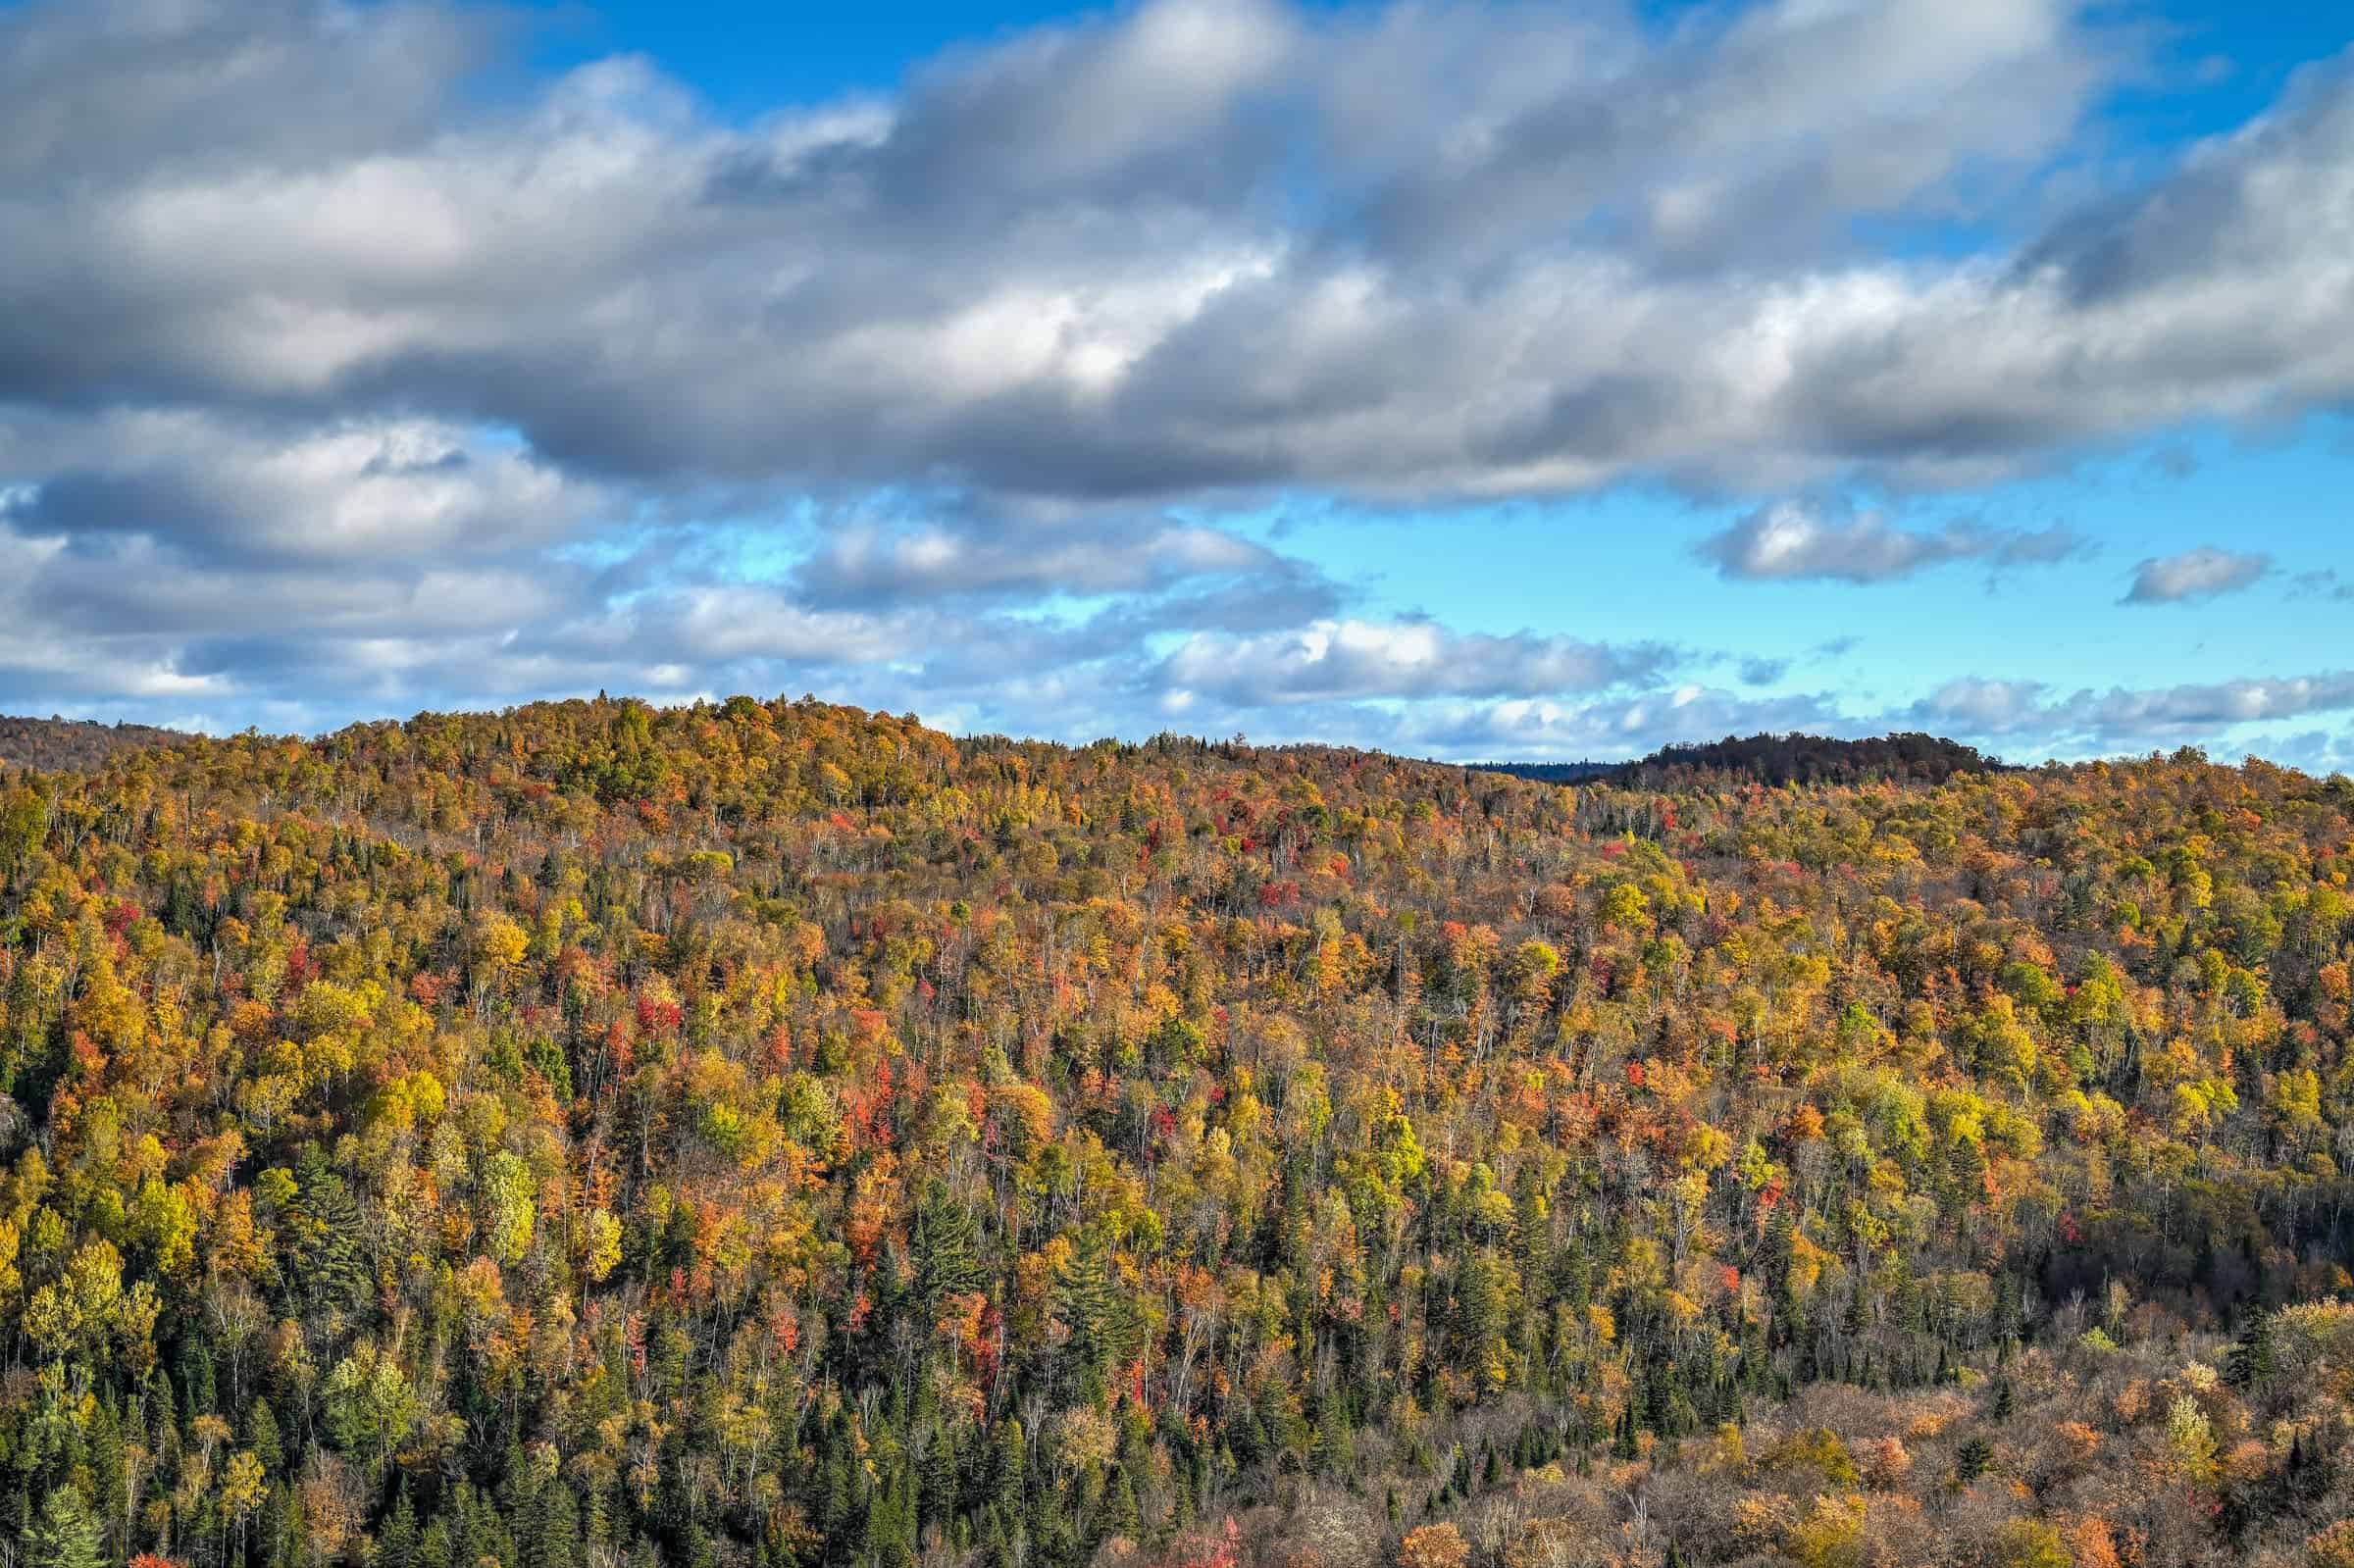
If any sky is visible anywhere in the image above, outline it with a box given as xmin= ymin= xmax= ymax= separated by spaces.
xmin=0 ymin=0 xmax=2350 ymax=770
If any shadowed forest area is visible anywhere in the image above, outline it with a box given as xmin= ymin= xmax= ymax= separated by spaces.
xmin=1472 ymin=733 xmax=2004 ymax=791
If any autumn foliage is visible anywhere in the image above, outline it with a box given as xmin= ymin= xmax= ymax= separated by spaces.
xmin=0 ymin=696 xmax=2348 ymax=1567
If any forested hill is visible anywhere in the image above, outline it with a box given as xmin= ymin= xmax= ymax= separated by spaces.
xmin=0 ymin=713 xmax=187 ymax=774
xmin=2 ymin=695 xmax=2353 ymax=1568
xmin=1456 ymin=759 xmax=1624 ymax=785
xmin=1472 ymin=731 xmax=2005 ymax=791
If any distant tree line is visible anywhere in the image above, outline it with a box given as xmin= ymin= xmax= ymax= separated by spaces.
xmin=1471 ymin=732 xmax=2004 ymax=790
xmin=0 ymin=714 xmax=190 ymax=774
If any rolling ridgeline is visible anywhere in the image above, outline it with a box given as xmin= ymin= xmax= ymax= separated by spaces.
xmin=1 ymin=700 xmax=2353 ymax=1568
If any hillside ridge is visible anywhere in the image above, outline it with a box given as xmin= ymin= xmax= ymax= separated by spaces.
xmin=0 ymin=712 xmax=188 ymax=773
xmin=0 ymin=692 xmax=2351 ymax=1565
xmin=1469 ymin=730 xmax=2007 ymax=790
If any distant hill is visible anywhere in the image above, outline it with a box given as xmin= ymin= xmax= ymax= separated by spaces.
xmin=1459 ymin=758 xmax=1622 ymax=784
xmin=0 ymin=714 xmax=186 ymax=772
xmin=1472 ymin=730 xmax=2003 ymax=789
xmin=0 ymin=694 xmax=2348 ymax=1568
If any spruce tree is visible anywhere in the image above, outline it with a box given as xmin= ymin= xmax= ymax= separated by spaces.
xmin=417 ymin=1513 xmax=458 ymax=1568
xmin=990 ymin=1417 xmax=1028 ymax=1518
xmin=244 ymin=1395 xmax=285 ymax=1474
xmin=2226 ymin=1307 xmax=2277 ymax=1393
xmin=26 ymin=1486 xmax=104 ymax=1568
xmin=1056 ymin=1230 xmax=1136 ymax=1382
xmin=914 ymin=1179 xmax=986 ymax=1312
xmin=381 ymin=1490 xmax=422 ymax=1568
xmin=529 ymin=1480 xmax=581 ymax=1568
xmin=286 ymin=1145 xmax=367 ymax=1311
xmin=865 ymin=1471 xmax=916 ymax=1568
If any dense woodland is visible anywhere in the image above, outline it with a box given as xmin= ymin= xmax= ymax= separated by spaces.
xmin=1458 ymin=764 xmax=1623 ymax=787
xmin=1474 ymin=733 xmax=2002 ymax=791
xmin=1 ymin=696 xmax=2352 ymax=1568
xmin=0 ymin=718 xmax=188 ymax=777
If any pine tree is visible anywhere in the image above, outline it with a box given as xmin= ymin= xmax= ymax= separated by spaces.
xmin=529 ymin=1479 xmax=581 ymax=1568
xmin=417 ymin=1514 xmax=457 ymax=1568
xmin=982 ymin=1515 xmax=1018 ymax=1568
xmin=26 ymin=1486 xmax=104 ymax=1568
xmin=991 ymin=1417 xmax=1028 ymax=1518
xmin=865 ymin=1470 xmax=916 ymax=1568
xmin=381 ymin=1490 xmax=422 ymax=1568
xmin=1105 ymin=1465 xmax=1142 ymax=1542
xmin=265 ymin=1479 xmax=304 ymax=1568
xmin=177 ymin=1333 xmax=218 ymax=1426
xmin=919 ymin=1418 xmax=958 ymax=1537
xmin=1316 ymin=1394 xmax=1354 ymax=1476
xmin=83 ymin=1401 xmax=124 ymax=1561
xmin=285 ymin=1145 xmax=367 ymax=1310
xmin=2226 ymin=1308 xmax=2276 ymax=1393
xmin=583 ymin=1486 xmax=614 ymax=1565
xmin=914 ymin=1179 xmax=986 ymax=1313
xmin=1056 ymin=1230 xmax=1136 ymax=1381
xmin=244 ymin=1396 xmax=285 ymax=1474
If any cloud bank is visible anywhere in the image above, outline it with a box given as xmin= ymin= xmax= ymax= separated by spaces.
xmin=0 ymin=0 xmax=2347 ymax=765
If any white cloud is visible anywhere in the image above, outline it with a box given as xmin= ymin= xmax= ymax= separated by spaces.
xmin=1399 ymin=687 xmax=1845 ymax=760
xmin=0 ymin=413 xmax=602 ymax=565
xmin=9 ymin=0 xmax=2345 ymax=508
xmin=0 ymin=0 xmax=2346 ymax=765
xmin=1697 ymin=500 xmax=2087 ymax=582
xmin=1911 ymin=671 xmax=2354 ymax=746
xmin=2123 ymin=545 xmax=2272 ymax=603
xmin=1155 ymin=619 xmax=1674 ymax=705
xmin=1912 ymin=677 xmax=2049 ymax=733
xmin=797 ymin=517 xmax=1287 ymax=605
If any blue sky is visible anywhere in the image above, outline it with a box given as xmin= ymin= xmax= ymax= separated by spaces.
xmin=526 ymin=1 xmax=2345 ymax=127
xmin=0 ymin=0 xmax=2349 ymax=769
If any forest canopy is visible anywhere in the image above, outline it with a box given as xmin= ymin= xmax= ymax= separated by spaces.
xmin=1471 ymin=732 xmax=2004 ymax=790
xmin=0 ymin=715 xmax=188 ymax=775
xmin=0 ymin=696 xmax=2350 ymax=1568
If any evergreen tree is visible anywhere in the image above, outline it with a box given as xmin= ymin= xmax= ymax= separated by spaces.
xmin=381 ymin=1490 xmax=422 ymax=1568
xmin=913 ymin=1179 xmax=987 ymax=1312
xmin=864 ymin=1471 xmax=916 ymax=1568
xmin=26 ymin=1486 xmax=104 ymax=1568
xmin=244 ymin=1396 xmax=285 ymax=1474
xmin=83 ymin=1401 xmax=124 ymax=1561
xmin=285 ymin=1145 xmax=367 ymax=1311
xmin=529 ymin=1479 xmax=582 ymax=1568
xmin=991 ymin=1417 xmax=1028 ymax=1519
xmin=418 ymin=1512 xmax=456 ymax=1568
xmin=1105 ymin=1465 xmax=1142 ymax=1542
xmin=1056 ymin=1230 xmax=1137 ymax=1382
xmin=2226 ymin=1307 xmax=2277 ymax=1393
